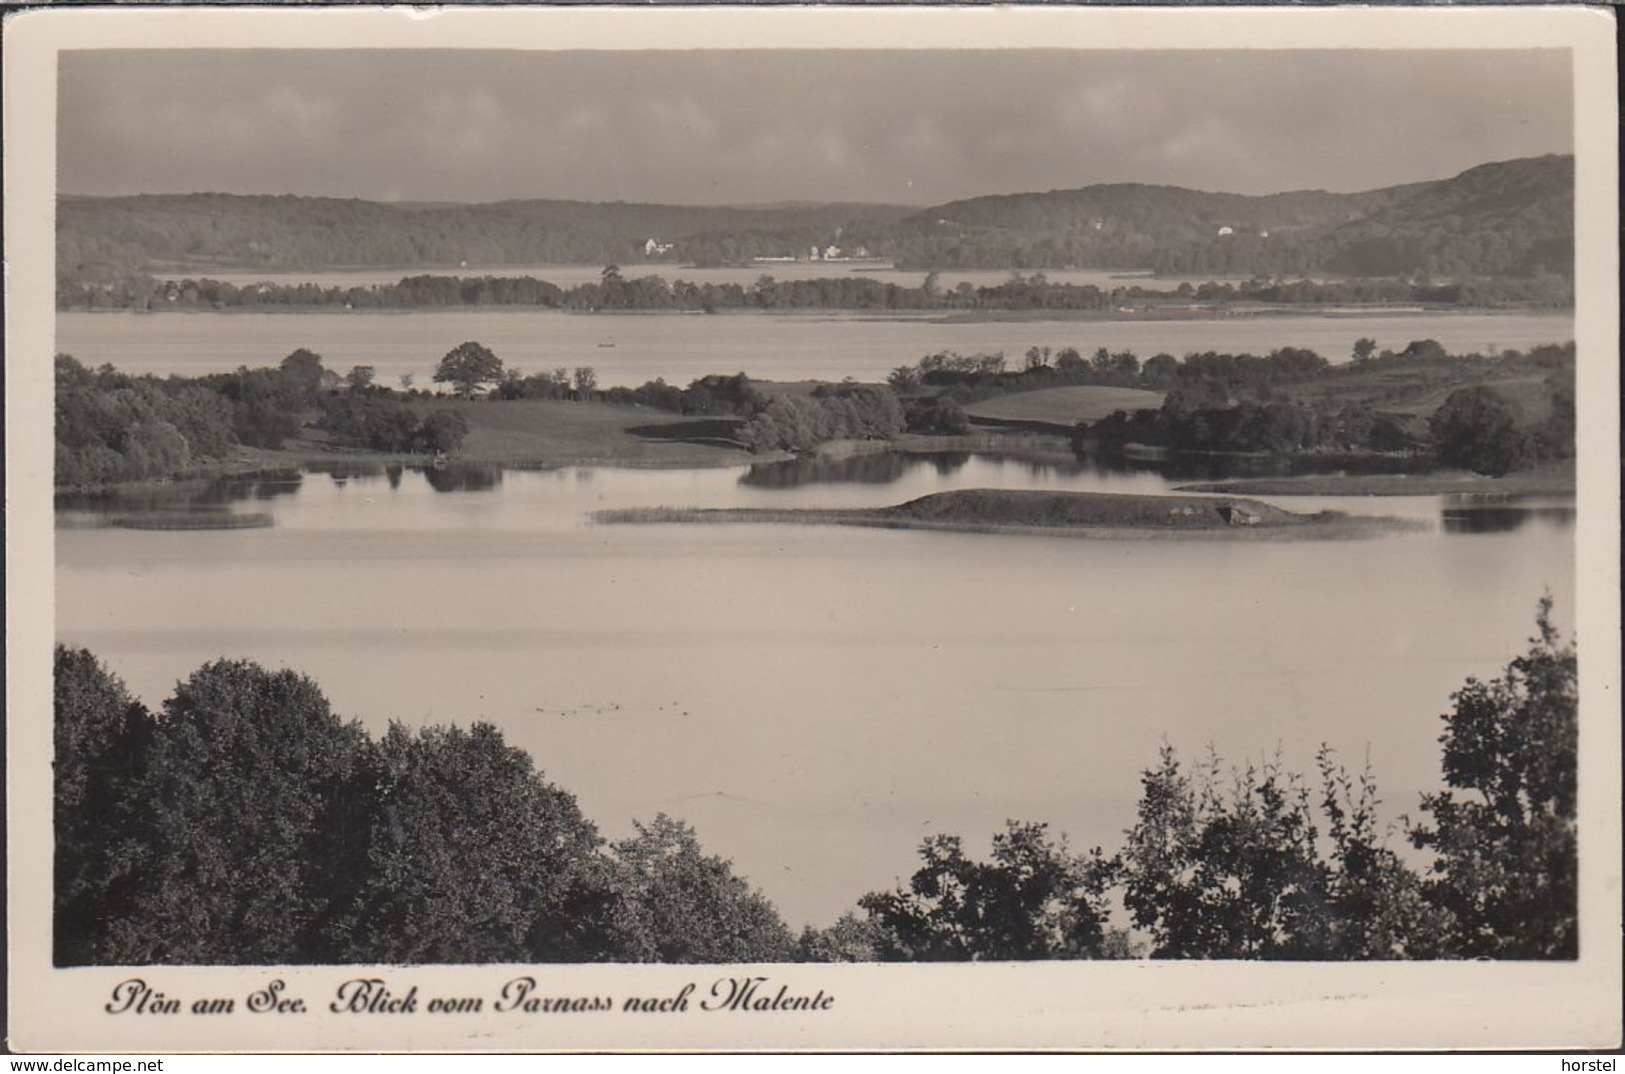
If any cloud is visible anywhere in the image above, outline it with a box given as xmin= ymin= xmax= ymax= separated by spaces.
xmin=58 ymin=49 xmax=1573 ymax=204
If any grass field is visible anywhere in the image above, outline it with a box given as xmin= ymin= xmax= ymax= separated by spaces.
xmin=406 ymin=398 xmax=753 ymax=467
xmin=964 ymin=385 xmax=1165 ymax=428
xmin=1279 ymin=361 xmax=1556 ymax=423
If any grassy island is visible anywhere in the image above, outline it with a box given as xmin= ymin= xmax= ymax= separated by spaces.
xmin=595 ymin=488 xmax=1420 ymax=540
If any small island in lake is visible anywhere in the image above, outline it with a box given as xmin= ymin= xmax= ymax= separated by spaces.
xmin=595 ymin=488 xmax=1420 ymax=540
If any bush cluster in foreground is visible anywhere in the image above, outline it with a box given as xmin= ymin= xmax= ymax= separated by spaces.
xmin=55 ymin=602 xmax=1575 ymax=964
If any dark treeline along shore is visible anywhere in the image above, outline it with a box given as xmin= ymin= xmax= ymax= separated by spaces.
xmin=64 ymin=266 xmax=1570 ymax=316
xmin=55 ymin=598 xmax=1576 ymax=964
xmin=55 ymin=333 xmax=1575 ymax=510
xmin=58 ymin=154 xmax=1572 ymax=310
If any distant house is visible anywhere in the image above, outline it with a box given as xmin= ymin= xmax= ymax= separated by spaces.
xmin=1216 ymin=504 xmax=1259 ymax=526
xmin=823 ymin=245 xmax=843 ymax=260
xmin=644 ymin=238 xmax=674 ymax=257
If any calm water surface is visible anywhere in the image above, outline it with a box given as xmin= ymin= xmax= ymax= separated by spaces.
xmin=55 ymin=458 xmax=1575 ymax=928
xmin=56 ymin=309 xmax=1574 ymax=389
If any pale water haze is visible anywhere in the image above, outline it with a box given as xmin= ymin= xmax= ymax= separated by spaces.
xmin=55 ymin=310 xmax=1575 ymax=389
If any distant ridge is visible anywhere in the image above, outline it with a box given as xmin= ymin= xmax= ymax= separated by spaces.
xmin=881 ymin=155 xmax=1572 ymax=278
xmin=56 ymin=155 xmax=1571 ymax=284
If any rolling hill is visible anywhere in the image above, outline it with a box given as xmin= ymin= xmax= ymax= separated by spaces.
xmin=56 ymin=155 xmax=1572 ymax=286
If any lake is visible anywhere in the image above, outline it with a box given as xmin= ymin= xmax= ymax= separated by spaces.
xmin=56 ymin=309 xmax=1575 ymax=390
xmin=55 ymin=455 xmax=1576 ymax=929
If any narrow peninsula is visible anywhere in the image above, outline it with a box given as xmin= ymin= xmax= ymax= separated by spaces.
xmin=595 ymin=488 xmax=1420 ymax=540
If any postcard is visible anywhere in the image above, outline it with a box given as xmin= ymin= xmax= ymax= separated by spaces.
xmin=6 ymin=4 xmax=1619 ymax=1053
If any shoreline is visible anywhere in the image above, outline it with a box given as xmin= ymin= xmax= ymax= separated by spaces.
xmin=55 ymin=430 xmax=1575 ymax=501
xmin=1175 ymin=464 xmax=1576 ymax=497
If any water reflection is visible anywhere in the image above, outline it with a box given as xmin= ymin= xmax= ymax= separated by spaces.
xmin=55 ymin=469 xmax=304 ymax=512
xmin=1086 ymin=448 xmax=1423 ymax=483
xmin=308 ymin=462 xmax=389 ymax=487
xmin=423 ymin=465 xmax=504 ymax=493
xmin=742 ymin=452 xmax=959 ymax=489
xmin=741 ymin=446 xmax=1434 ymax=491
xmin=1440 ymin=494 xmax=1577 ymax=534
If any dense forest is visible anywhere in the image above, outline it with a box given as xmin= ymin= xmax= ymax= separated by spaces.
xmin=55 ymin=598 xmax=1578 ymax=963
xmin=57 ymin=155 xmax=1572 ymax=301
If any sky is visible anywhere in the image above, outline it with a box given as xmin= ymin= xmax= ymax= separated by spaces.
xmin=58 ymin=49 xmax=1573 ymax=206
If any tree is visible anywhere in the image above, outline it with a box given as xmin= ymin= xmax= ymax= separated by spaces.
xmin=858 ymin=822 xmax=1117 ymax=961
xmin=607 ymin=814 xmax=796 ymax=963
xmin=344 ymin=723 xmax=608 ymax=963
xmin=1352 ymin=337 xmax=1378 ymax=364
xmin=416 ymin=409 xmax=470 ymax=455
xmin=1120 ymin=747 xmax=1341 ymax=960
xmin=345 ymin=365 xmax=376 ymax=392
xmin=279 ymin=348 xmax=328 ymax=405
xmin=797 ymin=912 xmax=887 ymax=962
xmin=1536 ymin=367 xmax=1576 ymax=461
xmin=572 ymin=366 xmax=598 ymax=398
xmin=53 ymin=647 xmax=153 ymax=965
xmin=1430 ymin=386 xmax=1533 ymax=476
xmin=1398 ymin=339 xmax=1449 ymax=363
xmin=1055 ymin=348 xmax=1088 ymax=378
xmin=216 ymin=366 xmax=303 ymax=450
xmin=887 ymin=365 xmax=921 ymax=392
xmin=1315 ymin=748 xmax=1451 ymax=959
xmin=433 ymin=341 xmax=505 ymax=398
xmin=110 ymin=660 xmax=379 ymax=964
xmin=1410 ymin=599 xmax=1578 ymax=958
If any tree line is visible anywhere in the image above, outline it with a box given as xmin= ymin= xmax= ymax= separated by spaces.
xmin=61 ymin=268 xmax=1571 ymax=315
xmin=54 ymin=349 xmax=481 ymax=489
xmin=883 ymin=340 xmax=1575 ymax=477
xmin=55 ymin=335 xmax=1576 ymax=491
xmin=56 ymin=599 xmax=1577 ymax=964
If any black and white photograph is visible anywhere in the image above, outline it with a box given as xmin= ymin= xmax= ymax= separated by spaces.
xmin=6 ymin=4 xmax=1620 ymax=1054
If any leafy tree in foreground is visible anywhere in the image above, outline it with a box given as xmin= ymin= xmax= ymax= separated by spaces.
xmin=1410 ymin=598 xmax=1578 ymax=958
xmin=112 ymin=660 xmax=380 ymax=964
xmin=345 ymin=722 xmax=608 ymax=964
xmin=1119 ymin=745 xmax=1447 ymax=960
xmin=858 ymin=821 xmax=1118 ymax=961
xmin=53 ymin=647 xmax=153 ymax=966
xmin=608 ymin=814 xmax=797 ymax=963
xmin=433 ymin=340 xmax=505 ymax=398
xmin=1120 ymin=749 xmax=1331 ymax=959
xmin=797 ymin=911 xmax=888 ymax=963
xmin=1315 ymin=749 xmax=1452 ymax=959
